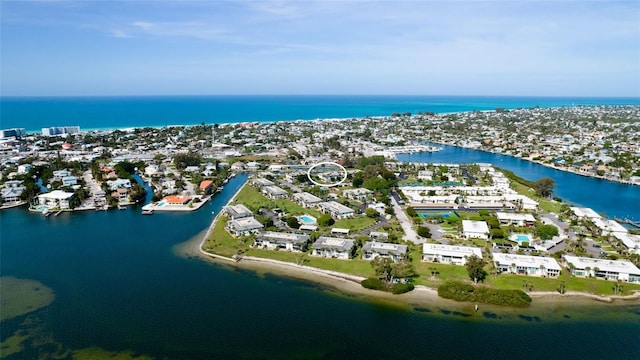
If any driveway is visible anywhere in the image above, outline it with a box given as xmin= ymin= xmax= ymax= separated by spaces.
xmin=390 ymin=196 xmax=421 ymax=244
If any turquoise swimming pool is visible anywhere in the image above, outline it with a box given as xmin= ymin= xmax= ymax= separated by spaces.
xmin=299 ymin=215 xmax=317 ymax=224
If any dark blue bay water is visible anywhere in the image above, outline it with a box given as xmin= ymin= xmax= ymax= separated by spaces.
xmin=398 ymin=144 xmax=640 ymax=220
xmin=2 ymin=174 xmax=640 ymax=359
xmin=2 ymin=95 xmax=639 ymax=132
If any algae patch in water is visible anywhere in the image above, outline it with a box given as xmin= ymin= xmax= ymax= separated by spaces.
xmin=73 ymin=347 xmax=154 ymax=360
xmin=0 ymin=277 xmax=55 ymax=322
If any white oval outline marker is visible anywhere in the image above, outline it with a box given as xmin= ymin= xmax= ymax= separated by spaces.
xmin=307 ymin=161 xmax=348 ymax=187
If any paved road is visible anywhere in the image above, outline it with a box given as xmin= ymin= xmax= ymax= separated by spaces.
xmin=390 ymin=196 xmax=421 ymax=244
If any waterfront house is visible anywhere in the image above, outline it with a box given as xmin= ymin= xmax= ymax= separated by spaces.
xmin=261 ymin=185 xmax=289 ymax=200
xmin=318 ymin=201 xmax=355 ymax=219
xmin=163 ymin=195 xmax=191 ymax=205
xmin=362 ymin=241 xmax=407 ymax=262
xmin=199 ymin=180 xmax=214 ymax=194
xmin=224 ymin=204 xmax=253 ymax=220
xmin=112 ymin=188 xmax=129 ymax=203
xmin=492 ymin=253 xmax=561 ymax=278
xmin=255 ymin=231 xmax=310 ymax=252
xmin=611 ymin=232 xmax=640 ymax=255
xmin=230 ymin=161 xmax=245 ymax=171
xmin=1 ymin=180 xmax=25 ymax=203
xmin=37 ymin=190 xmax=74 ymax=210
xmin=422 ymin=243 xmax=483 ymax=265
xmin=311 ymin=236 xmax=355 ymax=259
xmin=562 ymin=255 xmax=640 ymax=283
xmin=461 ymin=220 xmax=490 ymax=240
xmin=227 ymin=217 xmax=264 ymax=236
xmin=108 ymin=178 xmax=132 ymax=191
xmin=292 ymin=192 xmax=323 ymax=208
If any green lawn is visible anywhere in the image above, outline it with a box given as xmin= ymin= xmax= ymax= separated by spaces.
xmin=334 ymin=216 xmax=377 ymax=232
xmin=245 ymin=248 xmax=376 ymax=278
xmin=202 ymin=217 xmax=250 ymax=257
xmin=232 ymin=184 xmax=322 ymax=217
xmin=510 ymin=181 xmax=563 ymax=213
xmin=486 ymin=271 xmax=640 ymax=296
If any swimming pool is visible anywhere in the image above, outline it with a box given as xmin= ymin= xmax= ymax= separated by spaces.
xmin=513 ymin=234 xmax=532 ymax=244
xmin=298 ymin=215 xmax=317 ymax=224
xmin=156 ymin=201 xmax=167 ymax=208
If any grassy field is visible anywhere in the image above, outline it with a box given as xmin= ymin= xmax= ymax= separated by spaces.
xmin=509 ymin=181 xmax=563 ymax=213
xmin=334 ymin=216 xmax=378 ymax=232
xmin=232 ymin=184 xmax=322 ymax=217
xmin=202 ymin=217 xmax=250 ymax=257
xmin=246 ymin=248 xmax=376 ymax=278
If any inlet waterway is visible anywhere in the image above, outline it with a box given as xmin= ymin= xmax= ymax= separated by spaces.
xmin=2 ymin=171 xmax=640 ymax=359
xmin=398 ymin=144 xmax=640 ymax=221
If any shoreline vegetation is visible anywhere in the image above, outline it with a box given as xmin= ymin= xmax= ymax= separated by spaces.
xmin=186 ymin=183 xmax=640 ymax=313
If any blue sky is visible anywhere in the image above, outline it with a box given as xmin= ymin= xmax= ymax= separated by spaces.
xmin=1 ymin=0 xmax=639 ymax=96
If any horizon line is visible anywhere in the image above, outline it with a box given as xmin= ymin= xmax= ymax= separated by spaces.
xmin=2 ymin=94 xmax=640 ymax=99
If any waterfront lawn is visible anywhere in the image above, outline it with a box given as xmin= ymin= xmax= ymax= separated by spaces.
xmin=412 ymin=261 xmax=469 ymax=287
xmin=486 ymin=272 xmax=640 ymax=296
xmin=509 ymin=181 xmax=563 ymax=213
xmin=203 ymin=217 xmax=248 ymax=257
xmin=245 ymin=248 xmax=376 ymax=278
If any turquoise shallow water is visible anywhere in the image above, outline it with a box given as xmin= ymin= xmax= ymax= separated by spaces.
xmin=1 ymin=174 xmax=640 ymax=359
xmin=2 ymin=95 xmax=639 ymax=132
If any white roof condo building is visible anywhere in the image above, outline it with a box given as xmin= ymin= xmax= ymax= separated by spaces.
xmin=255 ymin=231 xmax=310 ymax=252
xmin=462 ymin=220 xmax=490 ymax=240
xmin=562 ymin=255 xmax=640 ymax=283
xmin=496 ymin=212 xmax=536 ymax=226
xmin=492 ymin=253 xmax=561 ymax=278
xmin=226 ymin=217 xmax=263 ymax=236
xmin=570 ymin=207 xmax=602 ymax=219
xmin=318 ymin=201 xmax=355 ymax=219
xmin=362 ymin=241 xmax=408 ymax=262
xmin=311 ymin=236 xmax=355 ymax=260
xmin=422 ymin=244 xmax=482 ymax=266
xmin=292 ymin=192 xmax=322 ymax=208
xmin=224 ymin=204 xmax=254 ymax=220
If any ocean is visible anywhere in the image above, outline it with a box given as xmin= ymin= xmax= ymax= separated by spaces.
xmin=2 ymin=95 xmax=640 ymax=132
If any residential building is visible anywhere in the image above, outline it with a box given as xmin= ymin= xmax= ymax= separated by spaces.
xmin=292 ymin=192 xmax=322 ymax=208
xmin=62 ymin=176 xmax=79 ymax=187
xmin=562 ymin=255 xmax=640 ymax=283
xmin=1 ymin=180 xmax=25 ymax=203
xmin=261 ymin=185 xmax=288 ymax=199
xmin=255 ymin=231 xmax=310 ymax=252
xmin=224 ymin=204 xmax=253 ymax=220
xmin=496 ymin=212 xmax=536 ymax=227
xmin=42 ymin=126 xmax=80 ymax=136
xmin=251 ymin=177 xmax=274 ymax=188
xmin=422 ymin=244 xmax=483 ymax=265
xmin=311 ymin=236 xmax=355 ymax=259
xmin=462 ymin=220 xmax=490 ymax=240
xmin=318 ymin=201 xmax=355 ymax=219
xmin=342 ymin=188 xmax=373 ymax=201
xmin=227 ymin=217 xmax=264 ymax=236
xmin=492 ymin=253 xmax=561 ymax=278
xmin=37 ymin=190 xmax=74 ymax=210
xmin=369 ymin=231 xmax=389 ymax=241
xmin=362 ymin=241 xmax=407 ymax=262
